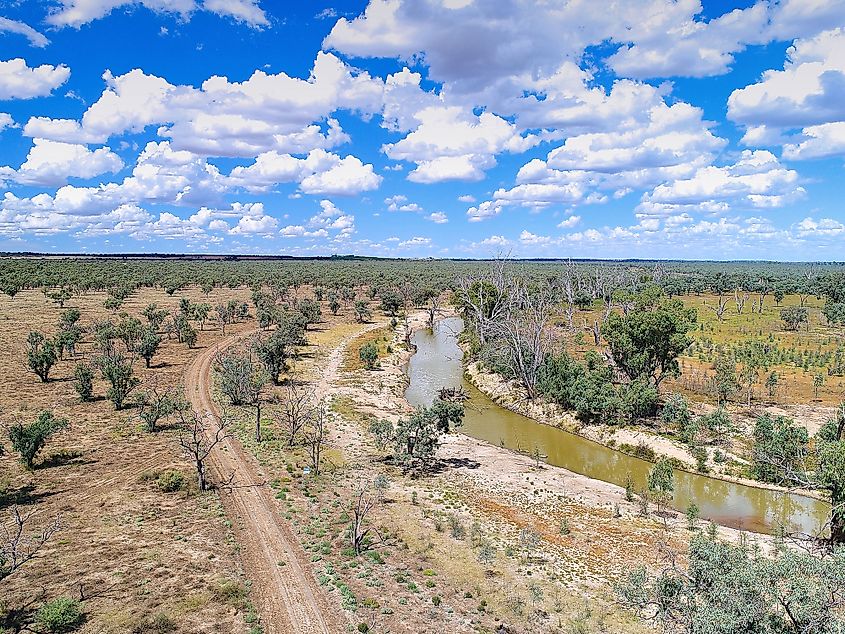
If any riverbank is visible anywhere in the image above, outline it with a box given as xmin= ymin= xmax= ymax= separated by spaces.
xmin=462 ymin=341 xmax=826 ymax=505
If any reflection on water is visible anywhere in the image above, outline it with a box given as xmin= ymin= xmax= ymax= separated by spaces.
xmin=405 ymin=317 xmax=830 ymax=535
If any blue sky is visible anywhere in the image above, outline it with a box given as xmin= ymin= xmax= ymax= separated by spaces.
xmin=0 ymin=0 xmax=844 ymax=259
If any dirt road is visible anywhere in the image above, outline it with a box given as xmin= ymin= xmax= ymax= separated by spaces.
xmin=184 ymin=331 xmax=344 ymax=634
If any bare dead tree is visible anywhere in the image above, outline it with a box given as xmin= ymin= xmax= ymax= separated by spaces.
xmin=303 ymin=400 xmax=327 ymax=474
xmin=585 ymin=318 xmax=601 ymax=346
xmin=734 ymin=289 xmax=749 ymax=315
xmin=708 ymin=295 xmax=729 ymax=322
xmin=279 ymin=384 xmax=316 ymax=446
xmin=485 ymin=273 xmax=556 ymax=400
xmin=1 ymin=505 xmax=61 ymax=583
xmin=458 ymin=258 xmax=555 ymax=399
xmin=178 ymin=409 xmax=229 ymax=491
xmin=559 ymin=259 xmax=579 ymax=331
xmin=426 ymin=293 xmax=441 ymax=329
xmin=593 ymin=265 xmax=629 ymax=321
xmin=350 ymin=482 xmax=383 ymax=555
xmin=454 ymin=257 xmax=510 ymax=345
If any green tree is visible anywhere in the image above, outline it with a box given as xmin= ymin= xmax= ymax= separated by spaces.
xmin=297 ymin=298 xmax=321 ymax=328
xmin=617 ymin=533 xmax=845 ymax=633
xmin=735 ymin=341 xmax=769 ymax=406
xmin=193 ymin=303 xmax=211 ymax=330
xmin=141 ymin=303 xmax=168 ymax=330
xmin=137 ymin=326 xmax=161 ymax=368
xmin=137 ymin=383 xmax=183 ymax=432
xmin=9 ymin=410 xmax=69 ymax=468
xmin=815 ymin=405 xmax=845 ymax=543
xmin=379 ymin=290 xmax=402 ymax=316
xmin=73 ymin=363 xmax=94 ymax=402
xmin=647 ymin=457 xmax=674 ymax=518
xmin=359 ymin=341 xmax=379 ymax=369
xmin=780 ymin=306 xmax=809 ymax=331
xmin=55 ymin=308 xmax=83 ymax=359
xmin=26 ymin=331 xmax=59 ymax=382
xmin=765 ymin=371 xmax=780 ymax=399
xmin=712 ymin=355 xmax=740 ymax=405
xmin=98 ymin=352 xmax=140 ymax=410
xmin=813 ymin=373 xmax=825 ymax=399
xmin=604 ymin=295 xmax=696 ymax=390
xmin=254 ymin=329 xmax=290 ymax=384
xmin=393 ymin=400 xmax=464 ymax=473
xmin=751 ymin=414 xmax=808 ymax=485
xmin=354 ymin=300 xmax=372 ymax=323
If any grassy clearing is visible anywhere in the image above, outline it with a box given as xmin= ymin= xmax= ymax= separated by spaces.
xmin=554 ymin=293 xmax=845 ymax=406
xmin=342 ymin=325 xmax=394 ymax=372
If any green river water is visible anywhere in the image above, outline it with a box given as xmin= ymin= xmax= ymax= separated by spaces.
xmin=404 ymin=317 xmax=830 ymax=535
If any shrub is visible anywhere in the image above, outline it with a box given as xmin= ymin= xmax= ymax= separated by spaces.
xmin=619 ymin=379 xmax=659 ymax=423
xmin=36 ymin=597 xmax=84 ymax=632
xmin=9 ymin=410 xmax=69 ymax=468
xmin=359 ymin=341 xmax=379 ymax=370
xmin=619 ymin=441 xmax=657 ymax=462
xmin=131 ymin=613 xmax=176 ymax=634
xmin=156 ymin=470 xmax=186 ymax=493
xmin=73 ymin=363 xmax=94 ymax=402
xmin=661 ymin=393 xmax=691 ymax=429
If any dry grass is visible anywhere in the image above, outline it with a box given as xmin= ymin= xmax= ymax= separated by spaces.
xmin=341 ymin=324 xmax=394 ymax=372
xmin=0 ymin=287 xmax=255 ymax=633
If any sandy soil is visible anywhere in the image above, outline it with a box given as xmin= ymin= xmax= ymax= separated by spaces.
xmin=185 ymin=330 xmax=347 ymax=634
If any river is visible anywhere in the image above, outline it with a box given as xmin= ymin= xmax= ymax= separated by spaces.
xmin=405 ymin=316 xmax=830 ymax=535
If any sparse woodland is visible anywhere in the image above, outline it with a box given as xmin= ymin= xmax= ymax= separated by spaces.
xmin=1 ymin=256 xmax=844 ymax=633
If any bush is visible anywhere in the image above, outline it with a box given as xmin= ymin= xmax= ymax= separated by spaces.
xmin=359 ymin=341 xmax=379 ymax=370
xmin=73 ymin=363 xmax=94 ymax=401
xmin=131 ymin=613 xmax=176 ymax=634
xmin=156 ymin=470 xmax=186 ymax=493
xmin=36 ymin=597 xmax=84 ymax=632
xmin=661 ymin=393 xmax=691 ymax=429
xmin=620 ymin=441 xmax=656 ymax=462
xmin=619 ymin=379 xmax=659 ymax=423
xmin=9 ymin=410 xmax=69 ymax=468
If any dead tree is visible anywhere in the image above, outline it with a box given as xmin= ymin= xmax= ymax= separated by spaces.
xmin=559 ymin=259 xmax=579 ymax=331
xmin=350 ymin=482 xmax=382 ymax=555
xmin=708 ymin=295 xmax=729 ymax=322
xmin=734 ymin=289 xmax=748 ymax=315
xmin=279 ymin=384 xmax=316 ymax=446
xmin=178 ymin=409 xmax=229 ymax=491
xmin=454 ymin=258 xmax=510 ymax=345
xmin=426 ymin=294 xmax=441 ymax=329
xmin=303 ymin=400 xmax=327 ymax=474
xmin=1 ymin=505 xmax=61 ymax=582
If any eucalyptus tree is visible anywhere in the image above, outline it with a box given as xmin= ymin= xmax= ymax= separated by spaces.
xmin=8 ymin=410 xmax=68 ymax=468
xmin=617 ymin=533 xmax=845 ymax=633
xmin=98 ymin=351 xmax=140 ymax=410
xmin=25 ymin=331 xmax=58 ymax=382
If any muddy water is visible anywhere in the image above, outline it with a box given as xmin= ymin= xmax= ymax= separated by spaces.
xmin=405 ymin=317 xmax=830 ymax=535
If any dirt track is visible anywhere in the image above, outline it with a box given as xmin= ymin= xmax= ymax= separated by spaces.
xmin=184 ymin=331 xmax=345 ymax=634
